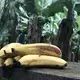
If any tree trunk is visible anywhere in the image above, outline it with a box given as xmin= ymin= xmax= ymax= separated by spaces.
xmin=7 ymin=0 xmax=18 ymax=42
xmin=56 ymin=8 xmax=74 ymax=61
xmin=27 ymin=15 xmax=42 ymax=43
xmin=23 ymin=0 xmax=43 ymax=43
xmin=0 ymin=0 xmax=18 ymax=43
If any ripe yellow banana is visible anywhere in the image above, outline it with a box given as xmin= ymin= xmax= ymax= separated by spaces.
xmin=0 ymin=43 xmax=23 ymax=58
xmin=14 ymin=43 xmax=62 ymax=57
xmin=4 ymin=58 xmax=14 ymax=66
xmin=14 ymin=56 xmax=21 ymax=61
xmin=19 ymin=55 xmax=67 ymax=68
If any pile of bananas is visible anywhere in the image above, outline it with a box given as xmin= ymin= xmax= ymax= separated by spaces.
xmin=0 ymin=43 xmax=67 ymax=68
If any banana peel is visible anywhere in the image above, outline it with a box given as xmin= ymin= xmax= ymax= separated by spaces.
xmin=0 ymin=43 xmax=67 ymax=69
xmin=19 ymin=55 xmax=67 ymax=68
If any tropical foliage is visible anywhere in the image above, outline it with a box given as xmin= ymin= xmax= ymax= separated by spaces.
xmin=0 ymin=0 xmax=80 ymax=61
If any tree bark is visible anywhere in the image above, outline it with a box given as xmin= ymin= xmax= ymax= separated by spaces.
xmin=24 ymin=0 xmax=44 ymax=43
xmin=0 ymin=0 xmax=18 ymax=43
xmin=27 ymin=15 xmax=43 ymax=43
xmin=56 ymin=8 xmax=74 ymax=61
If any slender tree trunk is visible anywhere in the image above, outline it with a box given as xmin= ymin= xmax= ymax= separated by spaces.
xmin=24 ymin=0 xmax=43 ymax=43
xmin=8 ymin=0 xmax=18 ymax=42
xmin=27 ymin=15 xmax=42 ymax=43
xmin=56 ymin=8 xmax=74 ymax=61
xmin=0 ymin=0 xmax=18 ymax=43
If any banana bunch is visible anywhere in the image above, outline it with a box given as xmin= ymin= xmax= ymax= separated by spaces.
xmin=0 ymin=43 xmax=23 ymax=58
xmin=0 ymin=43 xmax=67 ymax=68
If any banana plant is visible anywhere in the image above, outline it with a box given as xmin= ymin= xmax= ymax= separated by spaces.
xmin=35 ymin=0 xmax=53 ymax=14
xmin=16 ymin=0 xmax=80 ymax=35
xmin=16 ymin=5 xmax=29 ymax=30
xmin=42 ymin=0 xmax=80 ymax=16
xmin=42 ymin=12 xmax=66 ymax=38
xmin=71 ymin=15 xmax=80 ymax=55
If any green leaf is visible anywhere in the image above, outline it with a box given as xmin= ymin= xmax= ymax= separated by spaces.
xmin=42 ymin=0 xmax=80 ymax=17
xmin=77 ymin=16 xmax=80 ymax=32
xmin=35 ymin=0 xmax=53 ymax=14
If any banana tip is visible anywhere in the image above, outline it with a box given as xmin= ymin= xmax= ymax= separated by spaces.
xmin=64 ymin=63 xmax=67 ymax=67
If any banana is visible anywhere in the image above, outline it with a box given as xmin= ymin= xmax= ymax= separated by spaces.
xmin=14 ymin=43 xmax=62 ymax=57
xmin=0 ymin=43 xmax=23 ymax=58
xmin=4 ymin=58 xmax=14 ymax=67
xmin=19 ymin=55 xmax=67 ymax=68
xmin=14 ymin=56 xmax=21 ymax=61
xmin=0 ymin=58 xmax=4 ymax=67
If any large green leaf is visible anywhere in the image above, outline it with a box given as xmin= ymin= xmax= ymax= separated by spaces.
xmin=35 ymin=0 xmax=53 ymax=13
xmin=42 ymin=0 xmax=80 ymax=17
xmin=23 ymin=0 xmax=37 ymax=14
xmin=77 ymin=16 xmax=80 ymax=32
xmin=75 ymin=2 xmax=80 ymax=15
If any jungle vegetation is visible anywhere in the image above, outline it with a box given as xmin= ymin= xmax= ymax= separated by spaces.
xmin=0 ymin=0 xmax=80 ymax=61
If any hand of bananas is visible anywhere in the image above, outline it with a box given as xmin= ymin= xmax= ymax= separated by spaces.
xmin=0 ymin=43 xmax=67 ymax=69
